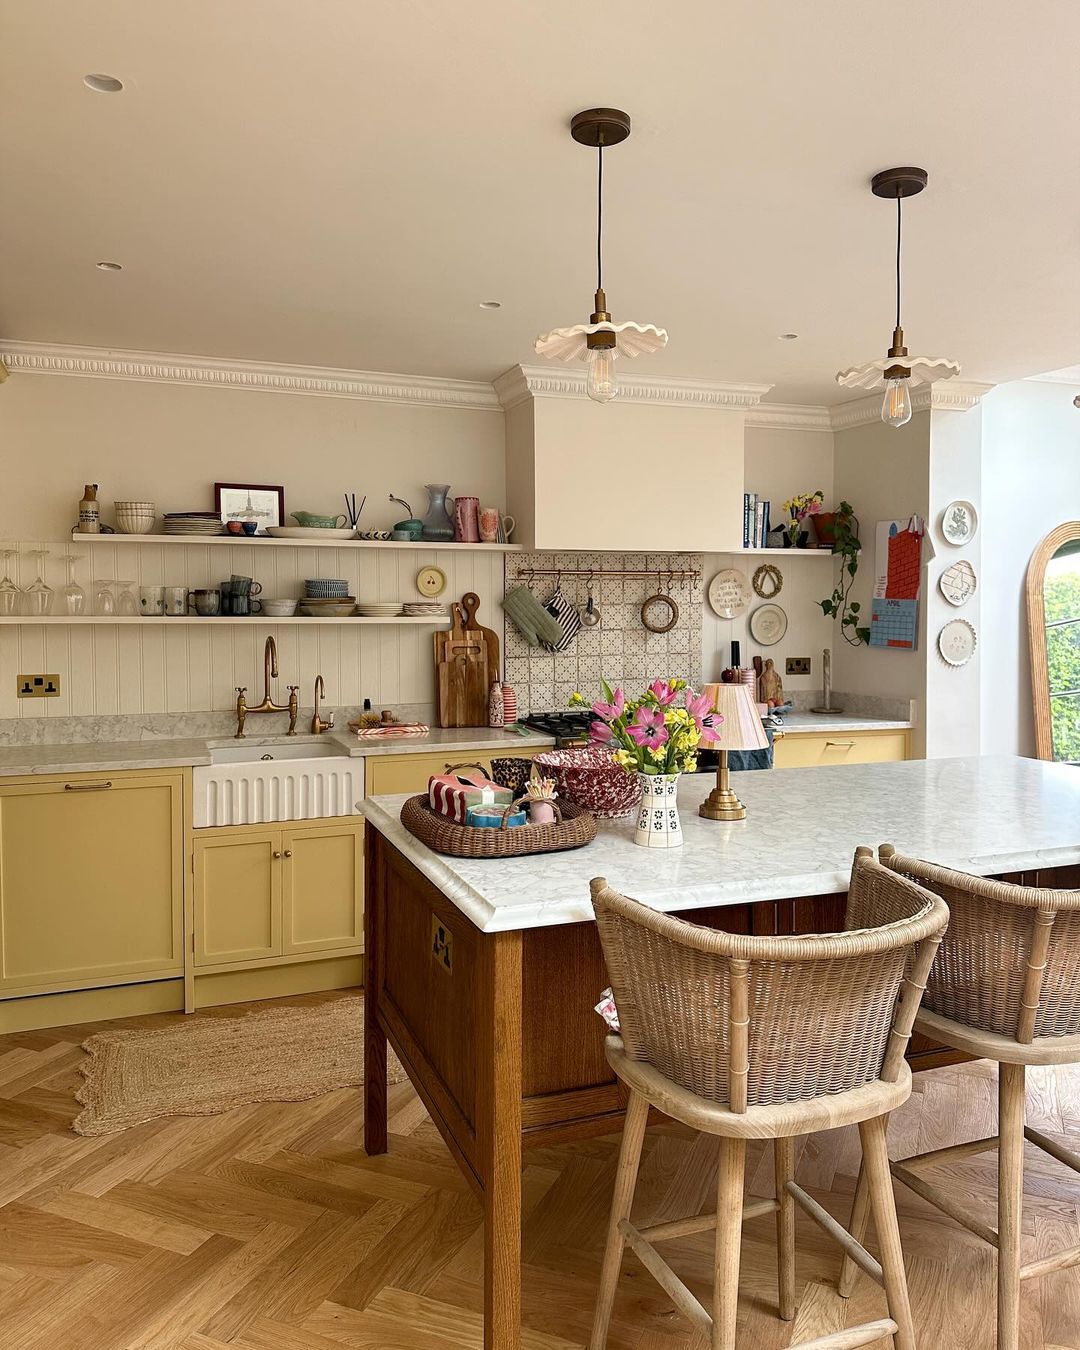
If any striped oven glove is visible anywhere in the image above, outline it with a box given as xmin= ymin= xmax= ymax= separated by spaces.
xmin=543 ymin=587 xmax=582 ymax=652
xmin=502 ymin=585 xmax=563 ymax=648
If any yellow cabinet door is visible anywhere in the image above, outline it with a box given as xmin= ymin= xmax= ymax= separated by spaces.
xmin=193 ymin=830 xmax=281 ymax=966
xmin=365 ymin=747 xmax=538 ymax=797
xmin=0 ymin=772 xmax=184 ymax=994
xmin=281 ymin=821 xmax=363 ymax=955
xmin=772 ymin=730 xmax=910 ymax=769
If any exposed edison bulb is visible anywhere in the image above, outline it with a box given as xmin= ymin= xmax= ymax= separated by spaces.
xmin=881 ymin=377 xmax=912 ymax=427
xmin=585 ymin=346 xmax=618 ymax=403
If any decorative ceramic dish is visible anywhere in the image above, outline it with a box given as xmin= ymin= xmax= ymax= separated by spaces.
xmin=749 ymin=602 xmax=788 ymax=646
xmin=939 ymin=559 xmax=977 ymax=607
xmin=941 ymin=500 xmax=978 ymax=546
xmin=265 ymin=526 xmax=356 ymax=540
xmin=938 ymin=617 xmax=977 ymax=666
xmin=358 ymin=529 xmax=393 ymax=541
xmin=707 ymin=568 xmax=751 ymax=619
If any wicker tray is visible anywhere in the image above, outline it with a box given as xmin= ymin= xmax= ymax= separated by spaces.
xmin=400 ymin=794 xmax=597 ymax=858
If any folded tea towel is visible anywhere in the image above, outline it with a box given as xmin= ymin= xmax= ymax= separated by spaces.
xmin=542 ymin=587 xmax=582 ymax=652
xmin=502 ymin=585 xmax=563 ymax=648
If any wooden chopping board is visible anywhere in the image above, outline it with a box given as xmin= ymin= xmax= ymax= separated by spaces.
xmin=461 ymin=592 xmax=500 ymax=680
xmin=435 ymin=602 xmax=489 ymax=727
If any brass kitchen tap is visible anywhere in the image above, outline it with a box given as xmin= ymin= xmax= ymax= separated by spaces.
xmin=235 ymin=636 xmax=299 ymax=738
xmin=310 ymin=674 xmax=334 ymax=734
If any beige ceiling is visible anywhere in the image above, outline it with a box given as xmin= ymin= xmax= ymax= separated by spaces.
xmin=2 ymin=1 xmax=1079 ymax=404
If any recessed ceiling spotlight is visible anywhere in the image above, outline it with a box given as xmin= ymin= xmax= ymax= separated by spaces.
xmin=84 ymin=73 xmax=124 ymax=93
xmin=96 ymin=261 xmax=123 ymax=271
xmin=479 ymin=301 xmax=502 ymax=310
xmin=779 ymin=333 xmax=799 ymax=341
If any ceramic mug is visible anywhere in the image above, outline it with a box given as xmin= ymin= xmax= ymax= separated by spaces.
xmin=164 ymin=586 xmax=188 ymax=616
xmin=138 ymin=585 xmax=164 ymax=616
xmin=190 ymin=588 xmax=221 ymax=617
xmin=479 ymin=506 xmax=500 ymax=543
xmin=502 ymin=514 xmax=516 ymax=542
xmin=453 ymin=495 xmax=480 ymax=543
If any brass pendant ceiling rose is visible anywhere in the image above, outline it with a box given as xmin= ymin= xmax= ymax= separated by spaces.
xmin=570 ymin=108 xmax=632 ymax=148
xmin=871 ymin=167 xmax=928 ymax=199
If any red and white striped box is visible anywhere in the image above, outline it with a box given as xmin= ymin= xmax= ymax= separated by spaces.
xmin=428 ymin=769 xmax=513 ymax=824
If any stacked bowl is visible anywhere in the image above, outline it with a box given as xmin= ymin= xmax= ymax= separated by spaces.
xmin=532 ymin=746 xmax=642 ymax=818
xmin=114 ymin=501 xmax=156 ymax=534
xmin=305 ymin=579 xmax=349 ymax=599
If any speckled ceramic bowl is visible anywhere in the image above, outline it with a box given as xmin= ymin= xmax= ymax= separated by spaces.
xmin=533 ymin=745 xmax=642 ymax=818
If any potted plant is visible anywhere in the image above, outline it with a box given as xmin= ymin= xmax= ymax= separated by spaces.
xmin=819 ymin=501 xmax=869 ymax=645
xmin=781 ymin=489 xmax=825 ymax=546
xmin=570 ymin=679 xmax=723 ymax=848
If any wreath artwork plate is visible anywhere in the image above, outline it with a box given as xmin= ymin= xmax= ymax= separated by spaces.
xmin=752 ymin=563 xmax=783 ymax=599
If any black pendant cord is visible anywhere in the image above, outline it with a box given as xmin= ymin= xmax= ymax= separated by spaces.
xmin=596 ymin=143 xmax=604 ymax=293
xmin=895 ymin=189 xmax=902 ymax=331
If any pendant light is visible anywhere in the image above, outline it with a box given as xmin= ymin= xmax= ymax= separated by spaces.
xmin=535 ymin=108 xmax=667 ymax=403
xmin=836 ymin=167 xmax=959 ymax=427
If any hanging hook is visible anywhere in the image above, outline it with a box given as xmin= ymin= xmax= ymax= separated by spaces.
xmin=667 ymin=570 xmax=674 ymax=594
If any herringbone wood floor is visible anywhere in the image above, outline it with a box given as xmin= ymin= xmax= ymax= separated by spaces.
xmin=2 ymin=992 xmax=1080 ymax=1348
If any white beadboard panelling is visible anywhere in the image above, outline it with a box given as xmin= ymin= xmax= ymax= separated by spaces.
xmin=0 ymin=543 xmax=505 ymax=718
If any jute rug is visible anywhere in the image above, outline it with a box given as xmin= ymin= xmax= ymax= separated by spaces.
xmin=74 ymin=996 xmax=407 ymax=1136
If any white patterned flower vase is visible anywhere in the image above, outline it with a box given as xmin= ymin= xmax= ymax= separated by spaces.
xmin=634 ymin=773 xmax=683 ymax=849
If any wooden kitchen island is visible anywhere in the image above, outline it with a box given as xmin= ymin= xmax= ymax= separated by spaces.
xmin=359 ymin=755 xmax=1080 ymax=1350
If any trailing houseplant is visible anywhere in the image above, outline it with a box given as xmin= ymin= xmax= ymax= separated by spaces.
xmin=819 ymin=501 xmax=869 ymax=645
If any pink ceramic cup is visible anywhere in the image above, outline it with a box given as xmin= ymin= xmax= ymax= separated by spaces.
xmin=479 ymin=506 xmax=500 ymax=542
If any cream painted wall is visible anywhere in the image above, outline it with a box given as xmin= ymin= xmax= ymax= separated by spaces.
xmin=832 ymin=413 xmax=930 ymax=753
xmin=743 ymin=425 xmax=835 ymax=526
xmin=518 ymin=398 xmax=746 ymax=552
xmin=981 ymin=379 xmax=1080 ymax=757
xmin=0 ymin=373 xmax=506 ymax=717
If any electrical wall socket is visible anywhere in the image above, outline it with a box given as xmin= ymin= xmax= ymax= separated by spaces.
xmin=17 ymin=674 xmax=61 ymax=698
xmin=785 ymin=657 xmax=811 ymax=675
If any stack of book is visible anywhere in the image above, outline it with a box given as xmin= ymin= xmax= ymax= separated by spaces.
xmin=742 ymin=493 xmax=771 ymax=548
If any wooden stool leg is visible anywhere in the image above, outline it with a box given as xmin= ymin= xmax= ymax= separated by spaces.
xmin=712 ymin=1137 xmax=747 ymax=1350
xmin=860 ymin=1114 xmax=915 ymax=1350
xmin=998 ymin=1062 xmax=1026 ymax=1350
xmin=838 ymin=1158 xmax=871 ymax=1297
xmin=589 ymin=1090 xmax=650 ymax=1350
xmin=774 ymin=1136 xmax=796 ymax=1320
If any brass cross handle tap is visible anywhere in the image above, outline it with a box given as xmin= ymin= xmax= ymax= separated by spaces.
xmin=286 ymin=686 xmax=300 ymax=735
xmin=234 ymin=687 xmax=248 ymax=739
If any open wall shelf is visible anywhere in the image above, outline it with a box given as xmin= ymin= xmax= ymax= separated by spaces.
xmin=66 ymin=534 xmax=522 ymax=552
xmin=0 ymin=615 xmax=451 ymax=627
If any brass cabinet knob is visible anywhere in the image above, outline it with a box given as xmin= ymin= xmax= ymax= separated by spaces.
xmin=272 ymin=850 xmax=282 ymax=859
xmin=283 ymin=849 xmax=293 ymax=858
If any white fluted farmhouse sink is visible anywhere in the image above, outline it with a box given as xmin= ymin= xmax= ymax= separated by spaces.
xmin=194 ymin=740 xmax=363 ymax=827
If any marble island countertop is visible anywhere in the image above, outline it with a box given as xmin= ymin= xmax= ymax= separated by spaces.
xmin=358 ymin=756 xmax=1080 ymax=933
xmin=0 ymin=724 xmax=554 ymax=778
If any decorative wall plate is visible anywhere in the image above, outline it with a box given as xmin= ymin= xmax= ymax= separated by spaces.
xmin=749 ymin=603 xmax=788 ymax=646
xmin=941 ymin=500 xmax=978 ymax=546
xmin=415 ymin=565 xmax=447 ymax=597
xmin=938 ymin=617 xmax=977 ymax=667
xmin=752 ymin=563 xmax=783 ymax=599
xmin=707 ymin=568 xmax=751 ymax=619
xmin=939 ymin=559 xmax=977 ymax=607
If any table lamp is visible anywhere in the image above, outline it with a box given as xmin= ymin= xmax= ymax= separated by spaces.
xmin=697 ymin=681 xmax=769 ymax=821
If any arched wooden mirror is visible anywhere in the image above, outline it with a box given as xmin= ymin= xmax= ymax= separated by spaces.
xmin=1027 ymin=522 xmax=1080 ymax=762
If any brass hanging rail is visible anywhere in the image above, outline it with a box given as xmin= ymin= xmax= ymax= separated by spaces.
xmin=511 ymin=567 xmax=700 ymax=584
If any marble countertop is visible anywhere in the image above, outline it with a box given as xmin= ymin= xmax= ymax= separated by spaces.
xmin=773 ymin=713 xmax=913 ymax=734
xmin=0 ymin=725 xmax=553 ymax=778
xmin=358 ymin=756 xmax=1080 ymax=933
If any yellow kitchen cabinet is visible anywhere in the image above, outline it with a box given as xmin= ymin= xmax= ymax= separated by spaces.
xmin=772 ymin=729 xmax=910 ymax=769
xmin=193 ymin=829 xmax=281 ymax=966
xmin=282 ymin=822 xmax=363 ymax=955
xmin=365 ymin=746 xmax=539 ymax=797
xmin=0 ymin=770 xmax=184 ymax=996
xmin=192 ymin=817 xmax=363 ymax=971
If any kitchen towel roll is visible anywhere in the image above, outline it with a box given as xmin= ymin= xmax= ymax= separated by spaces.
xmin=502 ymin=585 xmax=563 ymax=648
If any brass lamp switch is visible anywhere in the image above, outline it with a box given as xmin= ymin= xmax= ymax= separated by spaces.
xmin=18 ymin=674 xmax=61 ymax=698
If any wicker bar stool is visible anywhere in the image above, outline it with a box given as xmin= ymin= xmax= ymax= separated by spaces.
xmin=839 ymin=847 xmax=1080 ymax=1350
xmin=589 ymin=848 xmax=948 ymax=1350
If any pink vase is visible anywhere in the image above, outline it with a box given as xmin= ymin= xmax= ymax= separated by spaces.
xmin=454 ymin=496 xmax=480 ymax=543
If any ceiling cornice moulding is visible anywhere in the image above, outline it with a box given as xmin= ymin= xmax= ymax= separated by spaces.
xmin=0 ymin=340 xmax=502 ymax=412
xmin=745 ymin=403 xmax=834 ymax=432
xmin=828 ymin=381 xmax=994 ymax=430
xmin=495 ymin=364 xmax=773 ymax=411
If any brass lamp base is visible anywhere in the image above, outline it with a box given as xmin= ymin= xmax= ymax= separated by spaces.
xmin=698 ymin=749 xmax=747 ymax=821
xmin=698 ymin=786 xmax=747 ymax=821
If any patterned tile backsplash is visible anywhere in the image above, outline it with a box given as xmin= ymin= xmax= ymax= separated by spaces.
xmin=502 ymin=552 xmax=704 ymax=714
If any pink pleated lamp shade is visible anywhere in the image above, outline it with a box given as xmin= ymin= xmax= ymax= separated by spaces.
xmin=699 ymin=682 xmax=769 ymax=751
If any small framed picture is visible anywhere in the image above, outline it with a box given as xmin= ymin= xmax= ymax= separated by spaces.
xmin=214 ymin=483 xmax=285 ymax=534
